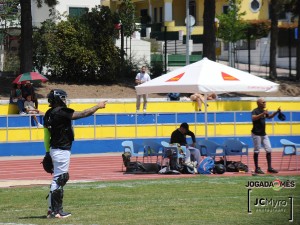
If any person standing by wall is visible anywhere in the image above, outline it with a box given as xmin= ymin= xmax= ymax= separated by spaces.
xmin=43 ymin=89 xmax=107 ymax=218
xmin=251 ymin=98 xmax=280 ymax=174
xmin=135 ymin=66 xmax=151 ymax=112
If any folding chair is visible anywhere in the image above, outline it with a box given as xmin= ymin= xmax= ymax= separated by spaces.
xmin=197 ymin=140 xmax=226 ymax=165
xmin=160 ymin=141 xmax=186 ymax=167
xmin=280 ymin=139 xmax=300 ymax=171
xmin=143 ymin=140 xmax=164 ymax=163
xmin=121 ymin=140 xmax=145 ymax=171
xmin=223 ymin=139 xmax=249 ymax=172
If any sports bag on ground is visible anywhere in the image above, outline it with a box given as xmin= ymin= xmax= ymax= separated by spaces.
xmin=164 ymin=147 xmax=182 ymax=171
xmin=226 ymin=161 xmax=248 ymax=172
xmin=125 ymin=161 xmax=160 ymax=174
xmin=197 ymin=157 xmax=215 ymax=174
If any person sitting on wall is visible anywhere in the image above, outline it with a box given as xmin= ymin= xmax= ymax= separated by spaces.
xmin=24 ymin=95 xmax=43 ymax=127
xmin=22 ymin=81 xmax=39 ymax=109
xmin=190 ymin=92 xmax=217 ymax=111
xmin=10 ymin=83 xmax=26 ymax=115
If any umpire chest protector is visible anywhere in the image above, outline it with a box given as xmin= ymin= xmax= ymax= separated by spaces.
xmin=44 ymin=107 xmax=75 ymax=150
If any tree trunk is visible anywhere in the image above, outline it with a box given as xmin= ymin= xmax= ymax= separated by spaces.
xmin=202 ymin=0 xmax=216 ymax=61
xmin=20 ymin=0 xmax=33 ymax=74
xmin=296 ymin=15 xmax=300 ymax=81
xmin=269 ymin=0 xmax=279 ymax=80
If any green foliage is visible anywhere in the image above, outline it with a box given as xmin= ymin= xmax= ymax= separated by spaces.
xmin=0 ymin=176 xmax=299 ymax=224
xmin=118 ymin=0 xmax=136 ymax=37
xmin=150 ymin=60 xmax=164 ymax=78
xmin=35 ymin=0 xmax=58 ymax=8
xmin=3 ymin=51 xmax=19 ymax=73
xmin=247 ymin=20 xmax=270 ymax=39
xmin=119 ymin=58 xmax=139 ymax=79
xmin=33 ymin=6 xmax=123 ymax=83
xmin=0 ymin=0 xmax=20 ymax=20
xmin=217 ymin=0 xmax=249 ymax=42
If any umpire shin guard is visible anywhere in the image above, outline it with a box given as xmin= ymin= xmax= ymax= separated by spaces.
xmin=51 ymin=188 xmax=63 ymax=214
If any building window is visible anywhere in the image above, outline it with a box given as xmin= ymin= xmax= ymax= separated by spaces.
xmin=140 ymin=9 xmax=151 ymax=24
xmin=69 ymin=7 xmax=88 ymax=17
xmin=223 ymin=5 xmax=229 ymax=14
xmin=268 ymin=4 xmax=291 ymax=21
xmin=250 ymin=0 xmax=261 ymax=13
xmin=159 ymin=7 xmax=163 ymax=23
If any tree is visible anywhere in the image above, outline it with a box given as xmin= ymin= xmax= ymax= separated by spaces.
xmin=217 ymin=0 xmax=248 ymax=67
xmin=117 ymin=0 xmax=136 ymax=65
xmin=0 ymin=0 xmax=21 ymax=73
xmin=33 ymin=6 xmax=122 ymax=82
xmin=202 ymin=0 xmax=216 ymax=61
xmin=19 ymin=0 xmax=58 ymax=74
xmin=290 ymin=0 xmax=300 ymax=80
xmin=269 ymin=0 xmax=281 ymax=80
xmin=118 ymin=0 xmax=136 ymax=38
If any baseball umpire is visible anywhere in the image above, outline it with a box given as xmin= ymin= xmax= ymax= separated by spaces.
xmin=43 ymin=89 xmax=107 ymax=218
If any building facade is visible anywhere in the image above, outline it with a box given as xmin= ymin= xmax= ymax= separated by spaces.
xmin=31 ymin=0 xmax=101 ymax=26
xmin=104 ymin=0 xmax=298 ymax=70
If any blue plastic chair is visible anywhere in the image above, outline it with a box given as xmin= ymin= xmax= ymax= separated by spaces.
xmin=197 ymin=140 xmax=226 ymax=164
xmin=223 ymin=139 xmax=249 ymax=171
xmin=161 ymin=141 xmax=186 ymax=158
xmin=121 ymin=140 xmax=145 ymax=161
xmin=143 ymin=140 xmax=164 ymax=162
xmin=160 ymin=141 xmax=186 ymax=167
xmin=280 ymin=139 xmax=300 ymax=171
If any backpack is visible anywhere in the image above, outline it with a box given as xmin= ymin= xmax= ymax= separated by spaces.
xmin=168 ymin=93 xmax=180 ymax=101
xmin=180 ymin=163 xmax=195 ymax=174
xmin=122 ymin=152 xmax=131 ymax=167
xmin=125 ymin=161 xmax=160 ymax=174
xmin=226 ymin=161 xmax=248 ymax=172
xmin=197 ymin=157 xmax=215 ymax=174
xmin=165 ymin=148 xmax=181 ymax=171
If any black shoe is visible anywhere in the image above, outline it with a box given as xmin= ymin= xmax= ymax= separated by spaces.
xmin=255 ymin=167 xmax=264 ymax=174
xmin=267 ymin=168 xmax=278 ymax=173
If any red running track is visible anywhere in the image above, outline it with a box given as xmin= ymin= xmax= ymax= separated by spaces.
xmin=0 ymin=152 xmax=299 ymax=187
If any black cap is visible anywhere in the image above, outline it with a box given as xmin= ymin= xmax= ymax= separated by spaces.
xmin=278 ymin=112 xmax=286 ymax=121
xmin=180 ymin=122 xmax=189 ymax=131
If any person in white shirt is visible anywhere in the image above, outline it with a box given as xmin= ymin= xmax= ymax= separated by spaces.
xmin=135 ymin=66 xmax=151 ymax=112
xmin=24 ymin=95 xmax=44 ymax=127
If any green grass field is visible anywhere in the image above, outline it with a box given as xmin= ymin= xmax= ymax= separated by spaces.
xmin=0 ymin=176 xmax=299 ymax=225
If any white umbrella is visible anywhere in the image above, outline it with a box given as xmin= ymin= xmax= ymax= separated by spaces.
xmin=135 ymin=57 xmax=279 ymax=95
xmin=135 ymin=57 xmax=279 ymax=138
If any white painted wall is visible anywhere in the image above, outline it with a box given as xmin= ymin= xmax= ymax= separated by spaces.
xmin=115 ymin=38 xmax=151 ymax=65
xmin=218 ymin=37 xmax=296 ymax=70
xmin=31 ymin=0 xmax=100 ymax=26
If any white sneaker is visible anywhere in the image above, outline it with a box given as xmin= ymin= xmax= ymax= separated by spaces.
xmin=19 ymin=112 xmax=26 ymax=115
xmin=37 ymin=123 xmax=43 ymax=128
xmin=143 ymin=109 xmax=146 ymax=113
